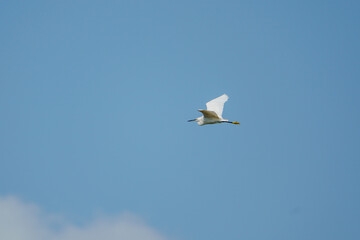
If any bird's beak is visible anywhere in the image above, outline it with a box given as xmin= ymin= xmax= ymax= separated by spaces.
xmin=188 ymin=119 xmax=196 ymax=122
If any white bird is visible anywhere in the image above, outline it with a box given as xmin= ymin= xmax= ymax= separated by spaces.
xmin=188 ymin=94 xmax=240 ymax=126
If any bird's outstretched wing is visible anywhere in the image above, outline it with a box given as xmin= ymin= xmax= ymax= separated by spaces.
xmin=206 ymin=94 xmax=229 ymax=118
xmin=198 ymin=110 xmax=221 ymax=120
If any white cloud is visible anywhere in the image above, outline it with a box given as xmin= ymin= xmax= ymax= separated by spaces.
xmin=0 ymin=195 xmax=167 ymax=240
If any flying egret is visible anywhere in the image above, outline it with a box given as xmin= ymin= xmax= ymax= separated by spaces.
xmin=188 ymin=94 xmax=240 ymax=126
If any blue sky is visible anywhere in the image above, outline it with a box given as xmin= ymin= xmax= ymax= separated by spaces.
xmin=1 ymin=1 xmax=360 ymax=239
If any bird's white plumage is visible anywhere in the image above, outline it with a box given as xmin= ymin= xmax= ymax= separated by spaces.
xmin=188 ymin=93 xmax=239 ymax=126
xmin=198 ymin=109 xmax=221 ymax=120
xmin=205 ymin=94 xmax=228 ymax=118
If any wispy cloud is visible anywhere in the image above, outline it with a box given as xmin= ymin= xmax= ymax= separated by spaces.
xmin=0 ymin=195 xmax=167 ymax=240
